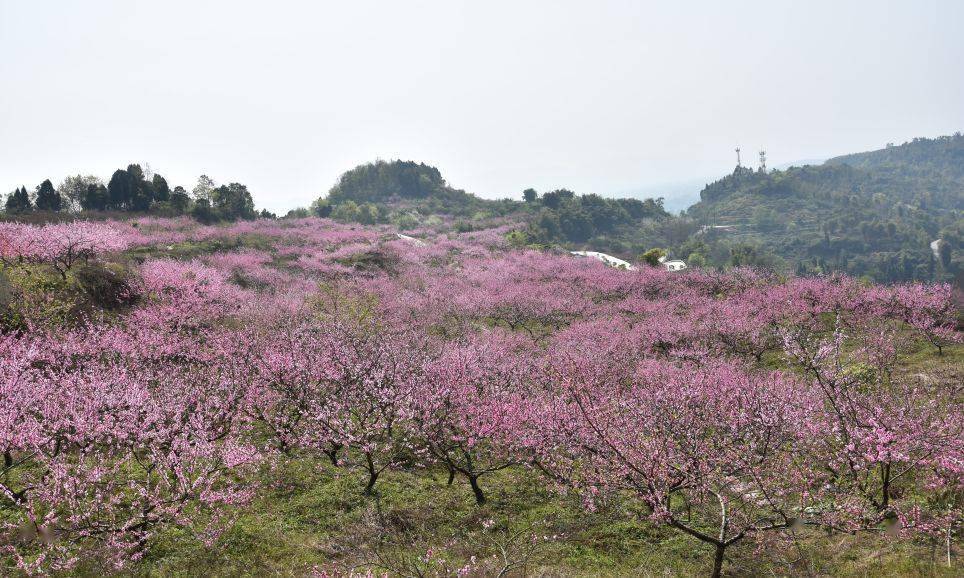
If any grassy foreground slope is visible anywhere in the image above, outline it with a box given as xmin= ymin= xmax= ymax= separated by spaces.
xmin=60 ymin=347 xmax=962 ymax=577
xmin=133 ymin=390 xmax=963 ymax=578
xmin=144 ymin=352 xmax=960 ymax=578
xmin=2 ymin=216 xmax=961 ymax=577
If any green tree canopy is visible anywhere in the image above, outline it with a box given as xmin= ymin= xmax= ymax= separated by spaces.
xmin=34 ymin=179 xmax=62 ymax=212
xmin=169 ymin=186 xmax=191 ymax=213
xmin=80 ymin=183 xmax=109 ymax=211
xmin=641 ymin=248 xmax=667 ymax=267
xmin=5 ymin=187 xmax=32 ymax=213
xmin=327 ymin=160 xmax=450 ymax=205
xmin=212 ymin=183 xmax=256 ymax=220
xmin=310 ymin=197 xmax=332 ymax=218
xmin=541 ymin=189 xmax=576 ymax=210
xmin=152 ymin=174 xmax=170 ymax=203
xmin=107 ymin=169 xmax=131 ymax=210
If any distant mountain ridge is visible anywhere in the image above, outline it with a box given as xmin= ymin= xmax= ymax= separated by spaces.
xmin=684 ymin=134 xmax=963 ymax=283
xmin=312 ymin=137 xmax=963 ymax=285
xmin=826 ymin=134 xmax=964 ymax=182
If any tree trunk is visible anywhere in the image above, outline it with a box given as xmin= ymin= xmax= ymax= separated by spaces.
xmin=134 ymin=535 xmax=149 ymax=559
xmin=880 ymin=462 xmax=891 ymax=509
xmin=468 ymin=475 xmax=486 ymax=505
xmin=324 ymin=443 xmax=342 ymax=467
xmin=711 ymin=544 xmax=726 ymax=578
xmin=447 ymin=466 xmax=456 ymax=486
xmin=363 ymin=453 xmax=378 ymax=495
xmin=364 ymin=471 xmax=379 ymax=495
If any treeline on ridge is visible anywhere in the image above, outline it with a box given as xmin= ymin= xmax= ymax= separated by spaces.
xmin=4 ymin=164 xmax=271 ymax=224
xmin=298 ymin=160 xmax=673 ymax=247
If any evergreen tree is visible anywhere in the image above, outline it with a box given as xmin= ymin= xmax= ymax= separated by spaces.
xmin=938 ymin=242 xmax=952 ymax=269
xmin=541 ymin=189 xmax=575 ymax=209
xmin=80 ymin=183 xmax=109 ymax=211
xmin=310 ymin=198 xmax=332 ymax=218
xmin=34 ymin=179 xmax=63 ymax=212
xmin=152 ymin=174 xmax=171 ymax=203
xmin=191 ymin=198 xmax=216 ymax=224
xmin=169 ymin=186 xmax=191 ymax=213
xmin=557 ymin=204 xmax=594 ymax=242
xmin=107 ymin=169 xmax=131 ymax=210
xmin=5 ymin=186 xmax=32 ymax=213
xmin=127 ymin=164 xmax=154 ymax=212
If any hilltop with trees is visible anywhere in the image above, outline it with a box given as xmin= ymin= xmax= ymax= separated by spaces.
xmin=682 ymin=134 xmax=964 ymax=283
xmin=296 ymin=137 xmax=963 ymax=280
xmin=3 ymin=164 xmax=270 ymax=224
xmin=303 ymin=160 xmax=520 ymax=228
xmin=305 ymin=160 xmax=674 ymax=258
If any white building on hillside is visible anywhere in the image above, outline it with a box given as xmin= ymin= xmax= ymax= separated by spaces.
xmin=658 ymin=255 xmax=687 ymax=272
xmin=570 ymin=250 xmax=637 ymax=271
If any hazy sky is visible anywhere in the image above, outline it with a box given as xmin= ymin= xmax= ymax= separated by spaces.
xmin=2 ymin=0 xmax=963 ymax=213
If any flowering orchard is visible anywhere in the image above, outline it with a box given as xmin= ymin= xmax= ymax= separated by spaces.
xmin=0 ymin=217 xmax=961 ymax=576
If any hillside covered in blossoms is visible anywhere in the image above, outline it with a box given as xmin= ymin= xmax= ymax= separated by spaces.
xmin=0 ymin=215 xmax=960 ymax=577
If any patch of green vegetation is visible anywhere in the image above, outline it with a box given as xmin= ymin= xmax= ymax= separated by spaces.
xmin=1 ymin=261 xmax=137 ymax=330
xmin=51 ymin=443 xmax=957 ymax=577
xmin=127 ymin=231 xmax=282 ymax=261
xmin=333 ymin=249 xmax=401 ymax=275
xmin=899 ymin=339 xmax=964 ymax=371
xmin=126 ymin=238 xmax=246 ymax=261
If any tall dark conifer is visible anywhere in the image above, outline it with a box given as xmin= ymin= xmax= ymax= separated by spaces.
xmin=34 ymin=179 xmax=62 ymax=212
xmin=4 ymin=186 xmax=32 ymax=213
xmin=107 ymin=169 xmax=131 ymax=210
xmin=152 ymin=174 xmax=170 ymax=203
xmin=127 ymin=164 xmax=154 ymax=212
xmin=80 ymin=183 xmax=109 ymax=211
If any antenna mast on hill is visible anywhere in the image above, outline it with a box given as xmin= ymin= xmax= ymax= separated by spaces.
xmin=759 ymin=149 xmax=767 ymax=172
xmin=735 ymin=147 xmax=742 ymax=168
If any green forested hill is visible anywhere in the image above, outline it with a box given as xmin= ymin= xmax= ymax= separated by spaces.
xmin=306 ymin=139 xmax=964 ymax=286
xmin=307 ymin=160 xmax=522 ymax=227
xmin=684 ymin=134 xmax=963 ymax=283
xmin=826 ymin=133 xmax=964 ymax=184
xmin=308 ymin=161 xmax=674 ymax=253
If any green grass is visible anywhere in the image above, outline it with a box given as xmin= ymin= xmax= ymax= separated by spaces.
xmin=121 ymin=460 xmax=713 ymax=578
xmin=31 ymin=344 xmax=964 ymax=577
xmin=48 ymin=435 xmax=961 ymax=577
xmin=898 ymin=337 xmax=964 ymax=371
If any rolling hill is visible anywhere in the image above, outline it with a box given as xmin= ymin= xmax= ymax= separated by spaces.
xmin=684 ymin=134 xmax=963 ymax=283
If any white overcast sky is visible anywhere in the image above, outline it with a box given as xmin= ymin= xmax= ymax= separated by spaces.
xmin=2 ymin=0 xmax=962 ymax=213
